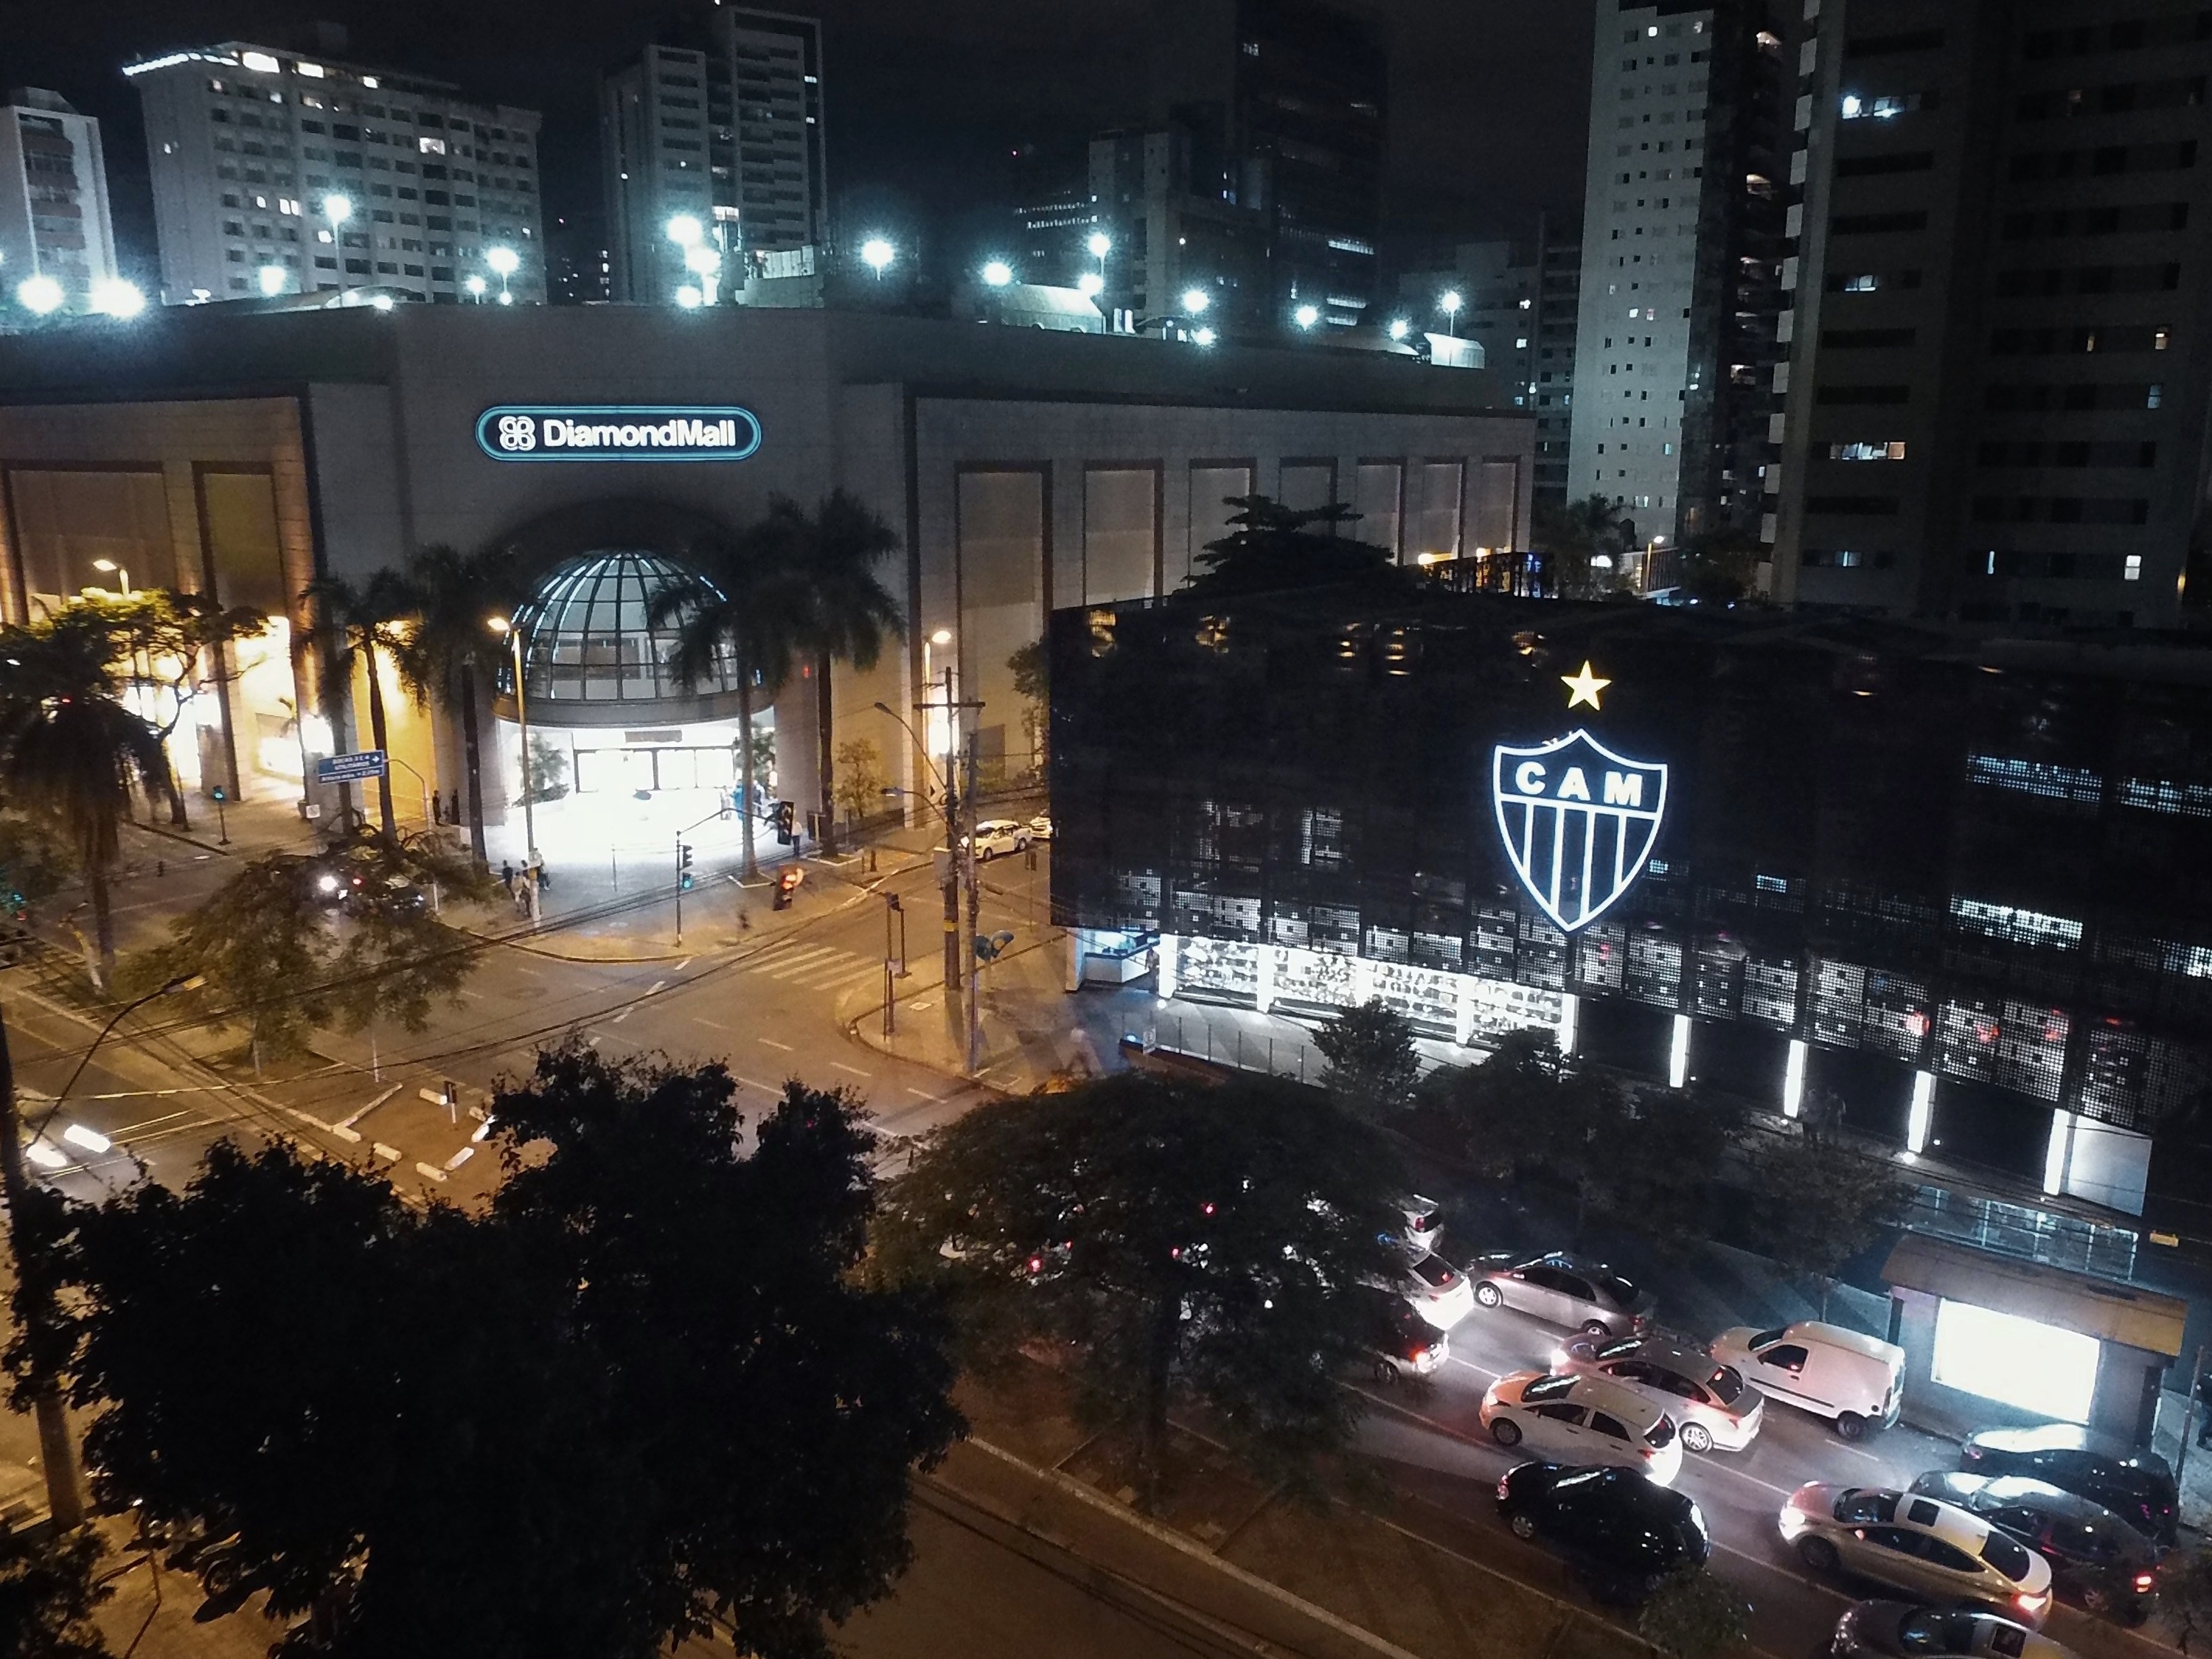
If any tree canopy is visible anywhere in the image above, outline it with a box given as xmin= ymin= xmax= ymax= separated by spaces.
xmin=47 ymin=1047 xmax=961 ymax=1659
xmin=1183 ymin=495 xmax=1419 ymax=599
xmin=1739 ymin=1131 xmax=1912 ymax=1315
xmin=880 ymin=1072 xmax=1406 ymax=1503
xmin=1312 ymin=998 xmax=1422 ymax=1120
xmin=0 ymin=1523 xmax=108 ymax=1659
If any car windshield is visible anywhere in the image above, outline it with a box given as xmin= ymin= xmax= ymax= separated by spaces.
xmin=1981 ymin=1531 xmax=2037 ymax=1582
xmin=1705 ymin=1364 xmax=1746 ymax=1405
xmin=1409 ymin=1256 xmax=1458 ymax=1289
xmin=1834 ymin=1488 xmax=1898 ymax=1525
xmin=1748 ymin=1326 xmax=1787 ymax=1349
xmin=1896 ymin=1610 xmax=1984 ymax=1655
xmin=1593 ymin=1273 xmax=1638 ymax=1306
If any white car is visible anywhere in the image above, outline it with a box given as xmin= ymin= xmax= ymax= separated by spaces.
xmin=1552 ymin=1333 xmax=1763 ymax=1455
xmin=960 ymin=819 xmax=1031 ymax=859
xmin=1377 ymin=1248 xmax=1475 ymax=1330
xmin=1479 ymin=1370 xmax=1684 ymax=1486
xmin=1779 ymin=1484 xmax=2054 ymax=1627
xmin=1028 ymin=814 xmax=1055 ymax=841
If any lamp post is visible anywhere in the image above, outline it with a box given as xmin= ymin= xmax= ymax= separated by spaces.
xmin=1294 ymin=302 xmax=1320 ymax=330
xmin=465 ymin=274 xmax=487 ymax=303
xmin=90 ymin=558 xmax=131 ymax=597
xmin=980 ymin=260 xmax=1014 ymax=288
xmin=15 ymin=274 xmax=63 ymax=316
xmin=258 ymin=263 xmax=288 ymax=298
xmin=487 ymin=614 xmax=538 ymax=920
xmin=486 ymin=245 xmax=519 ymax=305
xmin=1439 ymin=288 xmax=1463 ymax=337
xmin=860 ymin=237 xmax=895 ymax=280
xmin=322 ymin=192 xmax=353 ymax=291
xmin=1086 ymin=229 xmax=1111 ymax=307
xmin=875 ymin=675 xmax=982 ymax=1071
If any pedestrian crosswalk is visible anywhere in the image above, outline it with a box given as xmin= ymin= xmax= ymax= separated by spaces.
xmin=742 ymin=939 xmax=891 ymax=992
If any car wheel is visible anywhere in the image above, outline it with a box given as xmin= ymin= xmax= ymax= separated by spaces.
xmin=2081 ymin=1585 xmax=2111 ymax=1615
xmin=1475 ymin=1281 xmax=1503 ymax=1308
xmin=1373 ymin=1359 xmax=1399 ymax=1385
xmin=1508 ymin=1512 xmax=1538 ymax=1541
xmin=1489 ymin=1417 xmax=1523 ymax=1447
xmin=1834 ymin=1412 xmax=1867 ymax=1443
xmin=1580 ymin=1319 xmax=1611 ymax=1337
xmin=1679 ymin=1421 xmax=1714 ymax=1455
xmin=1797 ymin=1537 xmax=1840 ymax=1575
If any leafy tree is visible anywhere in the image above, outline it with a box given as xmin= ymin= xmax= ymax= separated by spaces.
xmin=1675 ymin=529 xmax=1764 ymax=606
xmin=657 ymin=523 xmax=813 ymax=878
xmin=1313 ymin=998 xmax=1422 ymax=1119
xmin=0 ymin=1523 xmax=108 ymax=1659
xmin=1638 ymin=1565 xmax=1752 ymax=1658
xmin=1608 ymin=1086 xmax=1747 ymax=1258
xmin=0 ymin=812 xmax=72 ymax=907
xmin=1008 ymin=639 xmax=1048 ymax=777
xmin=1532 ymin=494 xmax=1638 ymax=599
xmin=1183 ymin=495 xmax=1416 ymax=599
xmin=305 ymin=571 xmax=411 ymax=836
xmin=524 ymin=733 xmax=568 ymax=804
xmin=763 ymin=490 xmax=903 ymax=856
xmin=387 ymin=543 xmax=524 ymax=863
xmin=1444 ymin=1029 xmax=1628 ymax=1242
xmin=0 ymin=616 xmax=171 ymax=991
xmin=1741 ymin=1131 xmax=1913 ymax=1318
xmin=48 ymin=1048 xmax=960 ymax=1659
xmin=880 ymin=1072 xmax=1405 ymax=1506
xmin=832 ymin=737 xmax=886 ymax=826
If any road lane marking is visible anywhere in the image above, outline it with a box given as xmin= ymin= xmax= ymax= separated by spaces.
xmin=906 ymin=1086 xmax=943 ymax=1101
xmin=832 ymin=1062 xmax=871 ymax=1078
xmin=1836 ymin=1445 xmax=1884 ymax=1464
xmin=1693 ymin=1458 xmax=1798 ymax=1500
xmin=692 ymin=1016 xmax=731 ymax=1031
xmin=758 ymin=1037 xmax=794 ymax=1051
xmin=737 ymin=1076 xmax=779 ymax=1094
xmin=675 ymin=958 xmax=693 ymax=972
xmin=611 ymin=1007 xmax=634 ymax=1024
xmin=804 ymin=960 xmax=891 ymax=990
xmin=1448 ymin=1357 xmax=1498 ymax=1377
xmin=512 ymin=964 xmax=545 ymax=979
xmin=767 ymin=951 xmax=859 ymax=981
xmin=645 ymin=978 xmax=667 ymax=996
xmin=748 ymin=945 xmax=841 ymax=975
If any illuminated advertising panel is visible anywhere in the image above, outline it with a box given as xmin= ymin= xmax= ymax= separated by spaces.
xmin=474 ymin=405 xmax=763 ymax=463
xmin=1931 ymin=1297 xmax=2099 ymax=1423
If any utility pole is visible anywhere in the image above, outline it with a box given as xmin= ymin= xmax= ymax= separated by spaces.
xmin=0 ymin=1003 xmax=85 ymax=1528
xmin=964 ymin=728 xmax=984 ymax=1075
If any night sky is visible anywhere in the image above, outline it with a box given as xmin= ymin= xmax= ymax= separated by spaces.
xmin=7 ymin=0 xmax=1592 ymax=286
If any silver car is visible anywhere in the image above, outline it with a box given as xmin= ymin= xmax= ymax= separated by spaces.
xmin=1554 ymin=1333 xmax=1763 ymax=1454
xmin=1830 ymin=1601 xmax=2077 ymax=1659
xmin=1470 ymin=1251 xmax=1655 ymax=1338
xmin=1780 ymin=1485 xmax=2054 ymax=1628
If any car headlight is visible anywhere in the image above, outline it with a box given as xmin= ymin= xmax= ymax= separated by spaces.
xmin=1777 ymin=1506 xmax=1811 ymax=1539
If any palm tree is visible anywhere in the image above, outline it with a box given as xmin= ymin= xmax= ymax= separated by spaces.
xmin=0 ymin=623 xmax=169 ymax=991
xmin=305 ymin=570 xmax=411 ymax=837
xmin=654 ymin=523 xmax=810 ymax=880
xmin=765 ymin=490 xmax=903 ymax=855
xmin=388 ymin=544 xmax=522 ymax=863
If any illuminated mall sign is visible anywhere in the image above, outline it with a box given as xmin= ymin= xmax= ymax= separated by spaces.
xmin=1490 ymin=661 xmax=1669 ymax=933
xmin=474 ymin=405 xmax=763 ymax=463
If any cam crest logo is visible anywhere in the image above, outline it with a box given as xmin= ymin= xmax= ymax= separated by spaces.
xmin=1491 ymin=728 xmax=1668 ymax=933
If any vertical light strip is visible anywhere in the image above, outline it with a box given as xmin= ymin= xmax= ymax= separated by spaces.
xmin=1253 ymin=942 xmax=1275 ymax=1015
xmin=1782 ymin=1038 xmax=1808 ymax=1119
xmin=2043 ymin=1109 xmax=2073 ymax=1197
xmin=1907 ymin=1069 xmax=1935 ymax=1155
xmin=1557 ymin=993 xmax=1579 ymax=1058
xmin=1669 ymin=1014 xmax=1691 ymax=1090
xmin=1156 ymin=933 xmax=1179 ymax=1000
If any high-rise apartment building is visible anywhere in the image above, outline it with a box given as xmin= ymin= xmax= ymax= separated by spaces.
xmin=0 ymin=89 xmax=119 ymax=313
xmin=1531 ymin=213 xmax=1584 ymax=510
xmin=1568 ymin=0 xmax=1792 ymax=549
xmin=602 ymin=7 xmax=825 ymax=305
xmin=1146 ymin=0 xmax=1388 ymax=330
xmin=127 ymin=42 xmax=542 ymax=305
xmin=1772 ymin=0 xmax=2212 ymax=627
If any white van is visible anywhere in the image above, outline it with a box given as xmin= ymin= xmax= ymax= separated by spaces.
xmin=1708 ymin=1321 xmax=1904 ymax=1441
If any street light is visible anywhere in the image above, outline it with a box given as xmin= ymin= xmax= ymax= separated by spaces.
xmin=1388 ymin=318 xmax=1411 ymax=341
xmin=1192 ymin=326 xmax=1217 ymax=347
xmin=1086 ymin=229 xmax=1111 ymax=295
xmin=90 ymin=559 xmax=131 ymax=596
xmin=860 ymin=237 xmax=895 ymax=279
xmin=675 ymin=285 xmax=703 ymax=309
xmin=465 ymin=274 xmax=487 ymax=302
xmin=981 ymin=259 xmax=1014 ymax=288
xmin=89 ymin=278 xmax=145 ymax=319
xmin=665 ymin=214 xmax=703 ymax=248
xmin=1294 ymin=302 xmax=1320 ymax=330
xmin=1077 ymin=271 xmax=1104 ymax=298
xmin=486 ymin=244 xmax=520 ymax=304
xmin=1181 ymin=286 xmax=1210 ymax=316
xmin=486 ymin=613 xmax=539 ymax=918
xmin=15 ymin=274 xmax=63 ymax=316
xmin=322 ymin=192 xmax=353 ymax=291
xmin=1439 ymin=288 xmax=1463 ymax=335
xmin=257 ymin=264 xmax=288 ymax=297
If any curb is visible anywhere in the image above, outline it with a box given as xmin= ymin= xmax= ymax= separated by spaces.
xmin=956 ymin=1435 xmax=1425 ymax=1659
xmin=842 ymin=926 xmax=1069 ymax=1086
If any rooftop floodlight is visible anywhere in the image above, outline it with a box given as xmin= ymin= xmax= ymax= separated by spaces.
xmin=860 ymin=237 xmax=896 ymax=276
xmin=665 ymin=213 xmax=703 ymax=247
xmin=981 ymin=259 xmax=1014 ymax=288
xmin=16 ymin=274 xmax=64 ymax=315
xmin=257 ymin=264 xmax=287 ymax=296
xmin=1181 ymin=287 xmax=1209 ymax=315
xmin=1294 ymin=302 xmax=1320 ymax=329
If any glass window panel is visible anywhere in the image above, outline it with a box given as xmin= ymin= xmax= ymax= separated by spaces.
xmin=9 ymin=469 xmax=179 ymax=611
xmin=1415 ymin=461 xmax=1464 ymax=560
xmin=1084 ymin=467 xmax=1156 ymax=603
xmin=1354 ymin=462 xmax=1402 ymax=560
xmin=1188 ymin=464 xmax=1253 ymax=584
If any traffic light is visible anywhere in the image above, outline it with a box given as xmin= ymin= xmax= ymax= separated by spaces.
xmin=774 ymin=799 xmax=796 ymax=846
xmin=678 ymin=841 xmax=695 ymax=891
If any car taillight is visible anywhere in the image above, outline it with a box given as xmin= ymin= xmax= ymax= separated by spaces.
xmin=2135 ymin=1573 xmax=2156 ymax=1593
xmin=1497 ymin=1476 xmax=1514 ymax=1500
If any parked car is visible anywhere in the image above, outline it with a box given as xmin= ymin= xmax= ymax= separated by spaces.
xmin=1481 ymin=1371 xmax=1684 ymax=1485
xmin=1709 ymin=1321 xmax=1905 ymax=1441
xmin=1958 ymin=1425 xmax=2178 ymax=1548
xmin=1397 ymin=1194 xmax=1442 ymax=1249
xmin=1376 ymin=1248 xmax=1475 ymax=1330
xmin=1028 ymin=814 xmax=1054 ymax=841
xmin=959 ymin=819 xmax=1031 ymax=859
xmin=1779 ymin=1484 xmax=2054 ymax=1627
xmin=1355 ymin=1286 xmax=1449 ymax=1384
xmin=1495 ymin=1463 xmax=1708 ymax=1604
xmin=1829 ymin=1601 xmax=2079 ymax=1659
xmin=1554 ymin=1333 xmax=1763 ymax=1455
xmin=1470 ymin=1251 xmax=1654 ymax=1338
xmin=1910 ymin=1472 xmax=2158 ymax=1624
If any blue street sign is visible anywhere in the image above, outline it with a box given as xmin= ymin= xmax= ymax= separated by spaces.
xmin=316 ymin=750 xmax=389 ymax=785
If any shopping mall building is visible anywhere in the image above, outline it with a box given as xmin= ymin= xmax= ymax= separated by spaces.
xmin=0 ymin=303 xmax=1531 ymax=856
xmin=1054 ymin=584 xmax=2212 ymax=1439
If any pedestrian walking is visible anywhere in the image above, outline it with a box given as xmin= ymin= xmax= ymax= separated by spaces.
xmin=2195 ymin=1370 xmax=2212 ymax=1447
xmin=501 ymin=860 xmax=515 ymax=893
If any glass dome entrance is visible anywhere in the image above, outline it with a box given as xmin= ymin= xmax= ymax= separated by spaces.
xmin=496 ymin=550 xmax=746 ymax=725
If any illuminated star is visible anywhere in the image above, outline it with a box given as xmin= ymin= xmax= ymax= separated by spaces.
xmin=1561 ymin=661 xmax=1610 ymax=710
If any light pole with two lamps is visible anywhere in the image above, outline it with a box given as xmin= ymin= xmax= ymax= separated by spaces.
xmin=486 ymin=245 xmax=520 ymax=305
xmin=322 ymin=192 xmax=354 ymax=291
xmin=486 ymin=613 xmax=540 ymax=921
xmin=1439 ymin=288 xmax=1463 ymax=336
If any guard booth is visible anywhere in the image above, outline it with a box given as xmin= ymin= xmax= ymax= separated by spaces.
xmin=1882 ymin=1234 xmax=2187 ymax=1447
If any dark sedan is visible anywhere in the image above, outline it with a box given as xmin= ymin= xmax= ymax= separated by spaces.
xmin=1495 ymin=1461 xmax=1709 ymax=1604
xmin=1910 ymin=1472 xmax=2158 ymax=1623
xmin=1959 ymin=1425 xmax=2177 ymax=1548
